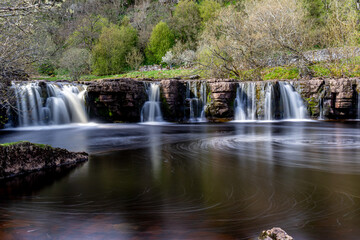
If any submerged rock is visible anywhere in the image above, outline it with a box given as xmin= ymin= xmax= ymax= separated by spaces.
xmin=0 ymin=141 xmax=88 ymax=179
xmin=258 ymin=227 xmax=294 ymax=240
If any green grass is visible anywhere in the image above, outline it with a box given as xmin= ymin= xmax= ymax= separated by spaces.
xmin=0 ymin=141 xmax=51 ymax=149
xmin=33 ymin=68 xmax=203 ymax=81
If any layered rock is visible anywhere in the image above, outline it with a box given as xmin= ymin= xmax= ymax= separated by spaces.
xmin=206 ymin=79 xmax=238 ymax=121
xmin=0 ymin=142 xmax=88 ymax=179
xmin=85 ymin=77 xmax=360 ymax=122
xmin=87 ymin=78 xmax=147 ymax=122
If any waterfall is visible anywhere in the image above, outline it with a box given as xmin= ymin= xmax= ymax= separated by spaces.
xmin=141 ymin=82 xmax=163 ymax=122
xmin=264 ymin=83 xmax=274 ymax=120
xmin=234 ymin=82 xmax=256 ymax=121
xmin=278 ymin=82 xmax=307 ymax=120
xmin=11 ymin=82 xmax=88 ymax=127
xmin=185 ymin=81 xmax=207 ymax=122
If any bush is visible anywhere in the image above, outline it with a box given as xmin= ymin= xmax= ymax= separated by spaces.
xmin=199 ymin=0 xmax=221 ymax=23
xmin=59 ymin=48 xmax=91 ymax=80
xmin=92 ymin=21 xmax=138 ymax=75
xmin=38 ymin=62 xmax=56 ymax=76
xmin=145 ymin=21 xmax=175 ymax=64
xmin=126 ymin=48 xmax=144 ymax=70
xmin=172 ymin=0 xmax=202 ymax=50
xmin=162 ymin=51 xmax=176 ymax=67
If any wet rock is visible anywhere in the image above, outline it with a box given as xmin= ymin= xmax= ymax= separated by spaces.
xmin=0 ymin=142 xmax=88 ymax=179
xmin=87 ymin=78 xmax=147 ymax=122
xmin=258 ymin=227 xmax=293 ymax=240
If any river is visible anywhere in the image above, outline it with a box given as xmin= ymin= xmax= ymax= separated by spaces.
xmin=1 ymin=121 xmax=360 ymax=239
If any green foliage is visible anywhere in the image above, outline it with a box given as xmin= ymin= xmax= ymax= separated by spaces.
xmin=146 ymin=21 xmax=175 ymax=64
xmin=92 ymin=22 xmax=138 ymax=75
xmin=59 ymin=48 xmax=91 ymax=80
xmin=68 ymin=15 xmax=110 ymax=50
xmin=172 ymin=0 xmax=202 ymax=50
xmin=263 ymin=67 xmax=299 ymax=80
xmin=126 ymin=48 xmax=144 ymax=70
xmin=38 ymin=62 xmax=56 ymax=76
xmin=303 ymin=0 xmax=326 ymax=26
xmin=0 ymin=141 xmax=51 ymax=149
xmin=199 ymin=0 xmax=221 ymax=23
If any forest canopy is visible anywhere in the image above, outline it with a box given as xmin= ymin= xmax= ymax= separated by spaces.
xmin=1 ymin=0 xmax=360 ymax=81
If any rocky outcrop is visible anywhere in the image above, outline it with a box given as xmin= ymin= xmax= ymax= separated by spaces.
xmin=160 ymin=79 xmax=186 ymax=121
xmin=206 ymin=79 xmax=238 ymax=121
xmin=0 ymin=142 xmax=88 ymax=179
xmin=85 ymin=77 xmax=360 ymax=122
xmin=258 ymin=227 xmax=293 ymax=240
xmin=87 ymin=78 xmax=147 ymax=122
xmin=295 ymin=78 xmax=358 ymax=119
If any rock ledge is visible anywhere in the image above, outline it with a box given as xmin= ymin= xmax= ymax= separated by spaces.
xmin=0 ymin=141 xmax=88 ymax=179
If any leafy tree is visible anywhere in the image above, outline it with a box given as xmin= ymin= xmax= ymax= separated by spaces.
xmin=92 ymin=21 xmax=138 ymax=75
xmin=199 ymin=0 xmax=221 ymax=23
xmin=172 ymin=0 xmax=202 ymax=50
xmin=59 ymin=48 xmax=91 ymax=80
xmin=68 ymin=15 xmax=110 ymax=51
xmin=145 ymin=21 xmax=175 ymax=64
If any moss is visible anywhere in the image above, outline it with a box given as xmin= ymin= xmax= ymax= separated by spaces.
xmin=0 ymin=141 xmax=52 ymax=149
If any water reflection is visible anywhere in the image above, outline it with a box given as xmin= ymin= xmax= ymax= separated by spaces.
xmin=1 ymin=122 xmax=360 ymax=239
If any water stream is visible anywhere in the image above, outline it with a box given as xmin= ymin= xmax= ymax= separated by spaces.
xmin=11 ymin=82 xmax=88 ymax=126
xmin=141 ymin=82 xmax=163 ymax=123
xmin=185 ymin=81 xmax=207 ymax=122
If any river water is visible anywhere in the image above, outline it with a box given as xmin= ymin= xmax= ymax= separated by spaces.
xmin=1 ymin=121 xmax=360 ymax=239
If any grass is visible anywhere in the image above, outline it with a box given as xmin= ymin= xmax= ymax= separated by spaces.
xmin=33 ymin=68 xmax=203 ymax=81
xmin=0 ymin=141 xmax=51 ymax=149
xmin=33 ymin=56 xmax=360 ymax=82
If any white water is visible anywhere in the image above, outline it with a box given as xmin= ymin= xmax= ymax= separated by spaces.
xmin=264 ymin=83 xmax=273 ymax=120
xmin=234 ymin=81 xmax=308 ymax=121
xmin=141 ymin=82 xmax=163 ymax=123
xmin=11 ymin=82 xmax=88 ymax=127
xmin=234 ymin=82 xmax=257 ymax=121
xmin=185 ymin=81 xmax=207 ymax=122
xmin=278 ymin=82 xmax=307 ymax=120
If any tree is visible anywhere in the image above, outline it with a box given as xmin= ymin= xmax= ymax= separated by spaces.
xmin=172 ymin=0 xmax=202 ymax=50
xmin=68 ymin=15 xmax=110 ymax=51
xmin=92 ymin=21 xmax=138 ymax=75
xmin=59 ymin=48 xmax=91 ymax=80
xmin=198 ymin=0 xmax=312 ymax=79
xmin=199 ymin=0 xmax=221 ymax=23
xmin=145 ymin=21 xmax=175 ymax=64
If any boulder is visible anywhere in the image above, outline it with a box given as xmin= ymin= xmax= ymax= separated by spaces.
xmin=259 ymin=227 xmax=293 ymax=240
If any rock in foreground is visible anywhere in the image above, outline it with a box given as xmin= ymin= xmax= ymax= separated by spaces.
xmin=259 ymin=227 xmax=294 ymax=240
xmin=0 ymin=141 xmax=88 ymax=179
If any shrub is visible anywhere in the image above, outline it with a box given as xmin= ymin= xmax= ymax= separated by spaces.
xmin=172 ymin=0 xmax=202 ymax=50
xmin=92 ymin=22 xmax=138 ymax=75
xmin=126 ymin=48 xmax=144 ymax=70
xmin=38 ymin=62 xmax=56 ymax=76
xmin=199 ymin=0 xmax=221 ymax=23
xmin=145 ymin=21 xmax=175 ymax=64
xmin=59 ymin=48 xmax=91 ymax=80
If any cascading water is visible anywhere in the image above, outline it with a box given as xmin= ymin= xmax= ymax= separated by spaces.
xmin=234 ymin=82 xmax=256 ymax=121
xmin=264 ymin=83 xmax=274 ymax=120
xmin=11 ymin=82 xmax=88 ymax=127
xmin=141 ymin=82 xmax=163 ymax=123
xmin=185 ymin=81 xmax=207 ymax=122
xmin=278 ymin=82 xmax=307 ymax=120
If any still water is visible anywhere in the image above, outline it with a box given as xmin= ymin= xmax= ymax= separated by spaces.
xmin=1 ymin=122 xmax=360 ymax=239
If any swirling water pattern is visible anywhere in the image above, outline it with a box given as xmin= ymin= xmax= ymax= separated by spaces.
xmin=1 ymin=122 xmax=360 ymax=239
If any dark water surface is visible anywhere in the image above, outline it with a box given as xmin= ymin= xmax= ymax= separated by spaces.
xmin=1 ymin=122 xmax=360 ymax=239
